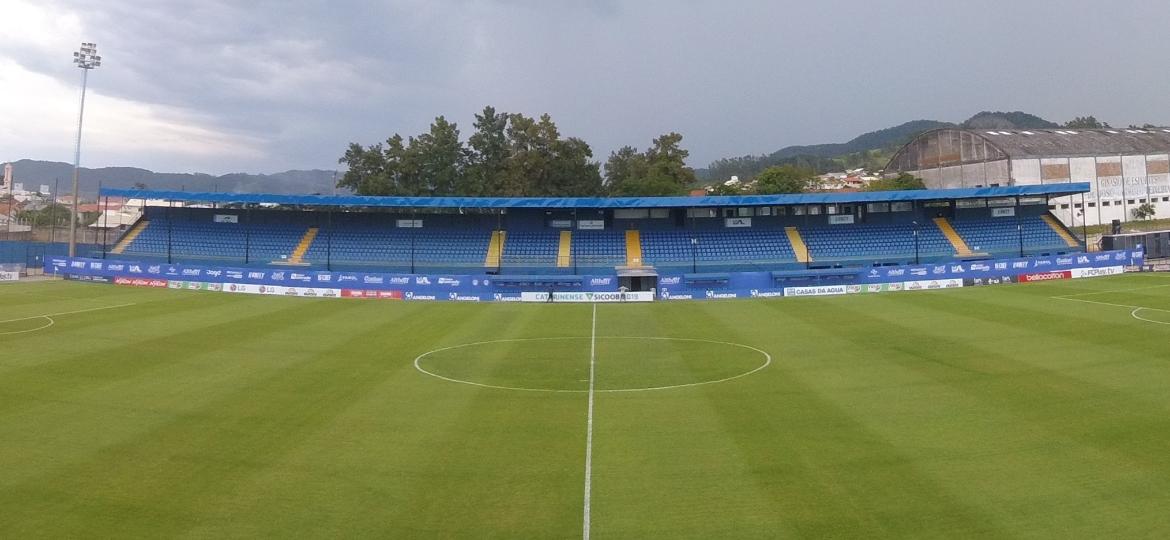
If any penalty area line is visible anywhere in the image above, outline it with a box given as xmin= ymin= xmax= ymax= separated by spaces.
xmin=0 ymin=302 xmax=138 ymax=324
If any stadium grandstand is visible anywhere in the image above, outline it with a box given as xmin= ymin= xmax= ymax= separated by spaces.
xmin=92 ymin=184 xmax=1089 ymax=287
xmin=886 ymin=128 xmax=1170 ymax=226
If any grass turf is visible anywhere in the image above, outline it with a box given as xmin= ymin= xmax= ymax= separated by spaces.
xmin=1 ymin=275 xmax=1170 ymax=538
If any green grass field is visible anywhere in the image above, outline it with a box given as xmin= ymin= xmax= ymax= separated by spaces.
xmin=2 ymin=275 xmax=1170 ymax=538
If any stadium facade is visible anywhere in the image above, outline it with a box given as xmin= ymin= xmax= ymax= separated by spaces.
xmin=886 ymin=128 xmax=1170 ymax=226
xmin=24 ymin=183 xmax=1154 ymax=302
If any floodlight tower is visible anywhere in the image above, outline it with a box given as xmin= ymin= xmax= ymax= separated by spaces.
xmin=69 ymin=42 xmax=101 ymax=257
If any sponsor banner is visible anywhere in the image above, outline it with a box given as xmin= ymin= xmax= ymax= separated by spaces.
xmin=903 ymin=279 xmax=963 ymax=291
xmin=1071 ymin=266 xmax=1125 ymax=279
xmin=44 ymin=249 xmax=1143 ymax=303
xmin=577 ymin=220 xmax=605 ymax=230
xmin=828 ymin=214 xmax=855 ymax=225
xmin=849 ymin=282 xmax=904 ymax=294
xmin=725 ymin=217 xmax=752 ymax=228
xmin=64 ymin=274 xmax=111 ymax=283
xmin=396 ymin=219 xmax=423 ymax=228
xmin=963 ymin=276 xmax=1016 ymax=287
xmin=167 ymin=281 xmax=221 ymax=291
xmin=991 ymin=207 xmax=1016 ymax=218
xmin=519 ymin=291 xmax=654 ymax=303
xmin=213 ymin=214 xmax=239 ymax=223
xmin=1018 ymin=271 xmax=1071 ymax=283
xmin=783 ymin=285 xmax=848 ymax=297
xmin=341 ymin=289 xmax=404 ymax=299
xmin=0 ymin=271 xmax=20 ymax=281
xmin=114 ymin=277 xmax=168 ymax=288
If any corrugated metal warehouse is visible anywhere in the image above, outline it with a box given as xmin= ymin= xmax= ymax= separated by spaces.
xmin=886 ymin=128 xmax=1170 ymax=226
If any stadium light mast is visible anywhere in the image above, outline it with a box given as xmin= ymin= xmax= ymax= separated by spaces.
xmin=68 ymin=42 xmax=101 ymax=257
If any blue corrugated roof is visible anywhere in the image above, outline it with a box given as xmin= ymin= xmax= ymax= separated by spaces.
xmin=99 ymin=183 xmax=1089 ymax=209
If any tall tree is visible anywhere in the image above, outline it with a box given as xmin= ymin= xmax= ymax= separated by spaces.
xmin=466 ymin=106 xmax=509 ymax=196
xmin=412 ymin=116 xmax=465 ymax=195
xmin=337 ymin=141 xmax=392 ymax=195
xmin=604 ymin=133 xmax=697 ymax=196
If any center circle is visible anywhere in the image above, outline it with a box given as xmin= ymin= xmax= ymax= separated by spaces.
xmin=413 ymin=337 xmax=771 ymax=393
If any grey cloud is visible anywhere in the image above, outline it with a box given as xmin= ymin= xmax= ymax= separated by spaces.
xmin=15 ymin=0 xmax=1170 ymax=174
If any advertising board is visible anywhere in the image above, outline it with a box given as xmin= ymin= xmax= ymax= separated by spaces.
xmin=1071 ymin=266 xmax=1124 ymax=279
xmin=1018 ymin=271 xmax=1071 ymax=282
xmin=903 ymin=279 xmax=963 ymax=291
xmin=520 ymin=291 xmax=654 ymax=303
xmin=783 ymin=285 xmax=848 ymax=297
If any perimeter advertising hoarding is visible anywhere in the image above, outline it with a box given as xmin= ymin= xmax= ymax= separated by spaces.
xmin=46 ymin=247 xmax=1144 ymax=302
xmin=519 ymin=291 xmax=654 ymax=303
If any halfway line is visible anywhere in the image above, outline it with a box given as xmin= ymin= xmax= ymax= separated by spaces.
xmin=583 ymin=303 xmax=596 ymax=540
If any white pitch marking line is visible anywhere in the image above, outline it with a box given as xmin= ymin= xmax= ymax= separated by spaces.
xmin=1053 ymin=296 xmax=1170 ymax=313
xmin=582 ymin=304 xmax=596 ymax=540
xmin=1054 ymin=283 xmax=1170 ymax=299
xmin=1132 ymin=308 xmax=1170 ymax=325
xmin=412 ymin=336 xmax=772 ymax=394
xmin=0 ymin=302 xmax=138 ymax=325
xmin=0 ymin=316 xmax=54 ymax=335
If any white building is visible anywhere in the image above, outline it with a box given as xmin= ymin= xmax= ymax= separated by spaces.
xmin=886 ymin=128 xmax=1170 ymax=226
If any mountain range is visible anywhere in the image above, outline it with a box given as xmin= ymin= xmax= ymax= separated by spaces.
xmin=2 ymin=159 xmax=340 ymax=197
xmin=697 ymin=111 xmax=1062 ymax=181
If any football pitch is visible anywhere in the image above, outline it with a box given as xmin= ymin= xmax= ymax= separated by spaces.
xmin=2 ymin=275 xmax=1170 ymax=538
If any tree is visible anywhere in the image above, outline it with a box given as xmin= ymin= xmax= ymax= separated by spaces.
xmin=466 ymin=106 xmax=509 ymax=196
xmin=603 ymin=133 xmax=697 ymax=196
xmin=1132 ymin=202 xmax=1156 ymax=220
xmin=336 ymin=141 xmax=392 ymax=195
xmin=339 ymin=107 xmax=602 ymax=197
xmin=547 ymin=137 xmax=603 ymax=196
xmin=864 ymin=173 xmax=926 ymax=191
xmin=1065 ymin=116 xmax=1109 ymax=129
xmin=411 ymin=116 xmax=466 ymax=195
xmin=754 ymin=165 xmax=815 ymax=194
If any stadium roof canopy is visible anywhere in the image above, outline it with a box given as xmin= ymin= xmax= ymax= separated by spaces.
xmin=920 ymin=128 xmax=1170 ymax=159
xmin=100 ymin=183 xmax=1089 ymax=210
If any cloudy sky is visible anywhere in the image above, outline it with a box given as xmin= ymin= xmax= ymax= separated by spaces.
xmin=3 ymin=0 xmax=1168 ymax=175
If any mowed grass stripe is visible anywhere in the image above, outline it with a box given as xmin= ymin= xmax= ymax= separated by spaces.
xmin=591 ymin=305 xmax=804 ymax=538
xmin=369 ymin=304 xmax=590 ymax=537
xmin=609 ymin=299 xmax=1001 ymax=538
xmin=802 ymin=287 xmax=1170 ymax=535
xmin=0 ymin=296 xmax=462 ymax=537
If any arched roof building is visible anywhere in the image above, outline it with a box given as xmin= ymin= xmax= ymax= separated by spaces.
xmin=887 ymin=128 xmax=1170 ymax=226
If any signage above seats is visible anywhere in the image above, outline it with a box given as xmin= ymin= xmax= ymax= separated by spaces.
xmin=100 ymin=183 xmax=1092 ymax=210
